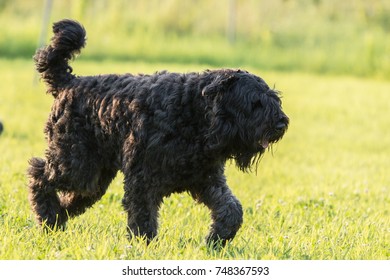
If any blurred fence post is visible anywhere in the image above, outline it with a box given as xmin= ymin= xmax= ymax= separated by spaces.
xmin=38 ymin=0 xmax=53 ymax=48
xmin=34 ymin=0 xmax=53 ymax=85
xmin=227 ymin=0 xmax=236 ymax=44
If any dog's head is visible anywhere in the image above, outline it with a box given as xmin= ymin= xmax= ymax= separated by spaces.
xmin=203 ymin=70 xmax=289 ymax=171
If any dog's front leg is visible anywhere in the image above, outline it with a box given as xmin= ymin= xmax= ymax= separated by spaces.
xmin=192 ymin=177 xmax=243 ymax=247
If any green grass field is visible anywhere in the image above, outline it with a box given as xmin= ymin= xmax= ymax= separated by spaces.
xmin=0 ymin=59 xmax=389 ymax=260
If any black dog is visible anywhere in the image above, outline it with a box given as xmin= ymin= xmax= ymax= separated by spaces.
xmin=29 ymin=19 xmax=289 ymax=246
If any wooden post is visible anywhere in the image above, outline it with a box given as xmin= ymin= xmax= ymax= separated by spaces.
xmin=227 ymin=0 xmax=236 ymax=44
xmin=34 ymin=0 xmax=53 ymax=85
xmin=37 ymin=0 xmax=53 ymax=49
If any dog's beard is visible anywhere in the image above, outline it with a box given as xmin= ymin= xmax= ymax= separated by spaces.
xmin=233 ymin=129 xmax=283 ymax=172
xmin=233 ymin=147 xmax=264 ymax=172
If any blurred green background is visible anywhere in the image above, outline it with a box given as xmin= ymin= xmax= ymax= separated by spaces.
xmin=1 ymin=0 xmax=390 ymax=78
xmin=1 ymin=0 xmax=390 ymax=259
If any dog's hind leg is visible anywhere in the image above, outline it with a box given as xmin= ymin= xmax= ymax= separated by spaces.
xmin=122 ymin=173 xmax=163 ymax=243
xmin=191 ymin=175 xmax=243 ymax=247
xmin=58 ymin=167 xmax=117 ymax=218
xmin=27 ymin=157 xmax=68 ymax=229
xmin=28 ymin=157 xmax=117 ymax=229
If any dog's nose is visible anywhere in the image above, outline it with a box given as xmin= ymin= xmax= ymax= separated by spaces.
xmin=275 ymin=121 xmax=287 ymax=131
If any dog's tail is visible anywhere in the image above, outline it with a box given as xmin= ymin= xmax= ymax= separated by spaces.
xmin=34 ymin=19 xmax=86 ymax=97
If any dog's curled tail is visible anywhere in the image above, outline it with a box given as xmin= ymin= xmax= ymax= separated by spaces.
xmin=34 ymin=19 xmax=86 ymax=97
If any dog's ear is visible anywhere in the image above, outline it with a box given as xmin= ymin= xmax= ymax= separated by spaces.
xmin=202 ymin=73 xmax=239 ymax=97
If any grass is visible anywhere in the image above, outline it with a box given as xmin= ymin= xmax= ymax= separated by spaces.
xmin=0 ymin=58 xmax=389 ymax=260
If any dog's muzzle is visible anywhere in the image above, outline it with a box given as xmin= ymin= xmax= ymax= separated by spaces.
xmin=275 ymin=121 xmax=287 ymax=131
xmin=260 ymin=117 xmax=289 ymax=149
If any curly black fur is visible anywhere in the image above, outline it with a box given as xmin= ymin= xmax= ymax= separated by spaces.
xmin=28 ymin=19 xmax=289 ymax=246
